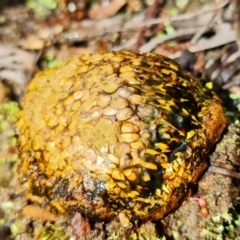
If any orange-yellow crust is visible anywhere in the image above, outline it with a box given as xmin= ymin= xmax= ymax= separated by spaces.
xmin=17 ymin=51 xmax=227 ymax=221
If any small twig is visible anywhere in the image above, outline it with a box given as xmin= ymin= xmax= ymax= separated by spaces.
xmin=225 ymin=50 xmax=240 ymax=64
xmin=140 ymin=21 xmax=236 ymax=54
xmin=232 ymin=0 xmax=240 ymax=50
xmin=222 ymin=76 xmax=240 ymax=89
xmin=208 ymin=166 xmax=240 ymax=179
xmin=134 ymin=0 xmax=163 ymax=50
xmin=124 ymin=0 xmax=229 ymax=31
xmin=65 ymin=1 xmax=229 ymax=44
xmin=111 ymin=34 xmax=138 ymax=51
xmin=188 ymin=22 xmax=236 ymax=53
xmin=140 ymin=27 xmax=198 ymax=52
xmin=190 ymin=7 xmax=222 ymax=44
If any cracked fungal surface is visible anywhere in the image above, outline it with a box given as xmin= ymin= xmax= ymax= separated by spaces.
xmin=17 ymin=51 xmax=227 ymax=222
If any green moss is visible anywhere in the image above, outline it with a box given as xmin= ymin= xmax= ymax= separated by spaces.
xmin=0 ymin=101 xmax=19 ymax=237
xmin=1 ymin=102 xmax=19 ymax=122
xmin=37 ymin=224 xmax=67 ymax=240
xmin=0 ymin=102 xmax=19 ymax=167
xmin=200 ymin=197 xmax=240 ymax=239
xmin=27 ymin=0 xmax=57 ymax=17
xmin=44 ymin=55 xmax=63 ymax=69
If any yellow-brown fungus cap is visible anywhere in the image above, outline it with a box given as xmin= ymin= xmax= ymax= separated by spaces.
xmin=17 ymin=51 xmax=227 ymax=221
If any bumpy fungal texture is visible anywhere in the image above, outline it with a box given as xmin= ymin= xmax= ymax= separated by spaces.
xmin=17 ymin=51 xmax=227 ymax=221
